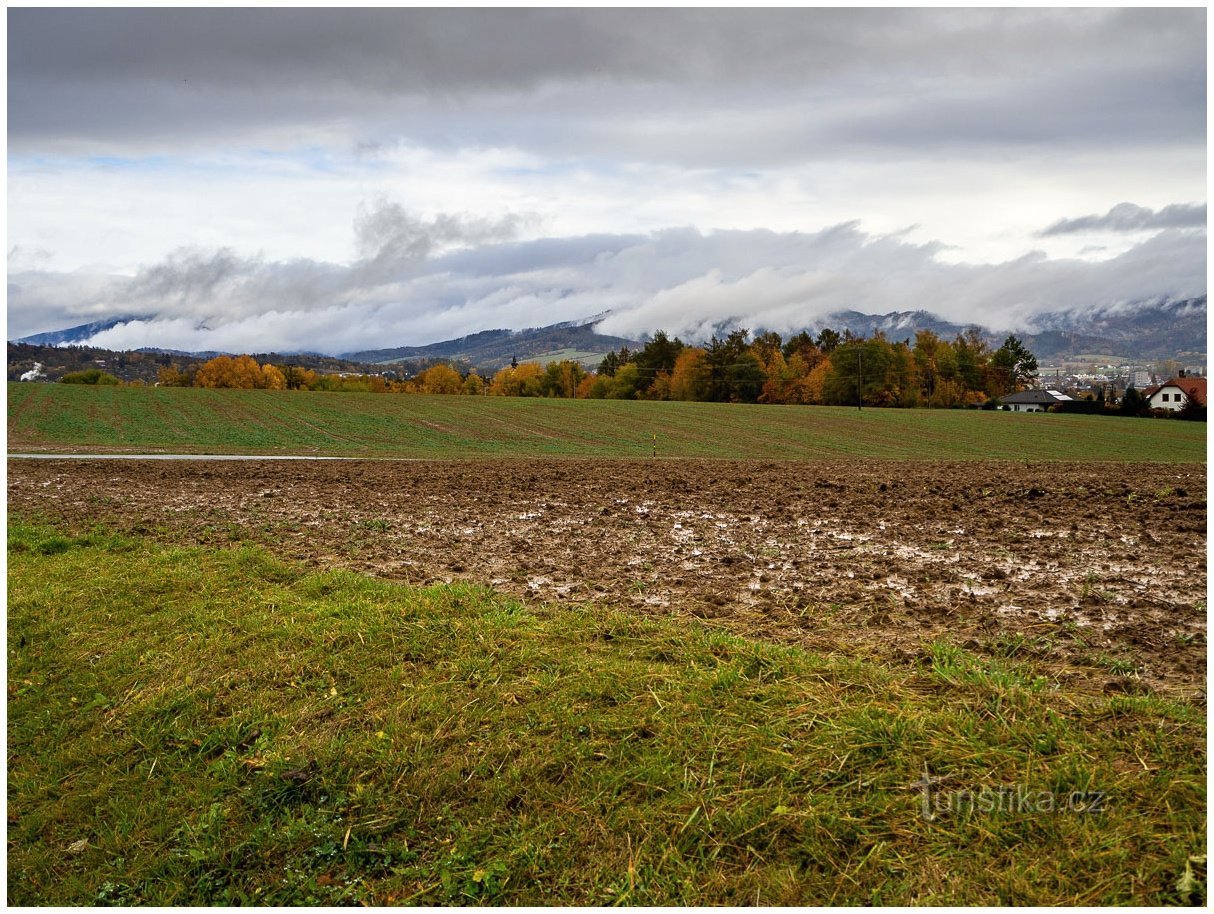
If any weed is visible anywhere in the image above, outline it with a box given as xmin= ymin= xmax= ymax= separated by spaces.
xmin=1096 ymin=654 xmax=1140 ymax=677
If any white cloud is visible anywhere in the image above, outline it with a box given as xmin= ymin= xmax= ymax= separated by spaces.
xmin=10 ymin=220 xmax=1204 ymax=353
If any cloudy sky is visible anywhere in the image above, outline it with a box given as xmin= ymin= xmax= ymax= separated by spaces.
xmin=7 ymin=7 xmax=1207 ymax=353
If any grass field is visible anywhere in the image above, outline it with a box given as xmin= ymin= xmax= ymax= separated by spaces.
xmin=7 ymin=519 xmax=1206 ymax=905
xmin=7 ymin=382 xmax=1206 ymax=461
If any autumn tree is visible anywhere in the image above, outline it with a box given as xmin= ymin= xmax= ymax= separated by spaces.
xmin=261 ymin=363 xmax=287 ymax=390
xmin=157 ymin=365 xmax=194 ymax=387
xmin=800 ymin=357 xmax=831 ymax=404
xmin=952 ymin=330 xmax=989 ymax=394
xmin=541 ymin=360 xmax=587 ymax=398
xmin=418 ymin=364 xmax=464 ymax=395
xmin=490 ymin=362 xmax=545 ymax=396
xmin=277 ymin=365 xmax=319 ymax=390
xmin=781 ymin=330 xmax=823 ymax=370
xmin=195 ymin=355 xmax=267 ymax=389
xmin=749 ymin=330 xmax=783 ymax=367
xmin=668 ymin=348 xmax=711 ymax=401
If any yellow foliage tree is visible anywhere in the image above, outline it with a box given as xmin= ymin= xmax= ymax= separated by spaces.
xmin=261 ymin=363 xmax=287 ymax=390
xmin=418 ymin=364 xmax=464 ymax=395
xmin=195 ymin=354 xmax=267 ymax=389
xmin=668 ymin=348 xmax=711 ymax=401
xmin=489 ymin=362 xmax=545 ymax=396
xmin=799 ymin=357 xmax=831 ymax=405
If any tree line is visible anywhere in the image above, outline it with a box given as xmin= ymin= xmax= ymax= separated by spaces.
xmin=576 ymin=327 xmax=1038 ymax=407
xmin=139 ymin=328 xmax=1040 ymax=408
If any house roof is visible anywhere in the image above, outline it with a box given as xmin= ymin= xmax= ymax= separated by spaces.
xmin=1150 ymin=377 xmax=1206 ymax=403
xmin=1001 ymin=388 xmax=1073 ymax=404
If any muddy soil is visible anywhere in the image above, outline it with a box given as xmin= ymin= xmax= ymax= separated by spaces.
xmin=8 ymin=458 xmax=1206 ymax=698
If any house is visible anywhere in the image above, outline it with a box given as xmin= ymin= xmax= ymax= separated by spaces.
xmin=1000 ymin=389 xmax=1074 ymax=413
xmin=1144 ymin=376 xmax=1206 ymax=412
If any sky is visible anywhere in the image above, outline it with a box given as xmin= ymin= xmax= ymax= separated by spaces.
xmin=6 ymin=7 xmax=1208 ymax=353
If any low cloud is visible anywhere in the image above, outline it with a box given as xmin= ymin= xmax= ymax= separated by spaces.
xmin=1040 ymin=202 xmax=1206 ymax=236
xmin=353 ymin=199 xmax=533 ymax=281
xmin=8 ymin=212 xmax=1205 ymax=354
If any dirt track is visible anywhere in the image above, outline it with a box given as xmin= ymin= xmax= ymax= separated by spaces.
xmin=8 ymin=458 xmax=1206 ymax=697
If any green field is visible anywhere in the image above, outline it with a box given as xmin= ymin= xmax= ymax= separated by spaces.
xmin=7 ymin=383 xmax=1206 ymax=461
xmin=8 ymin=520 xmax=1206 ymax=905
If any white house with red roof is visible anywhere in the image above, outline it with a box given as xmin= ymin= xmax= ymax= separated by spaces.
xmin=1144 ymin=375 xmax=1206 ymax=412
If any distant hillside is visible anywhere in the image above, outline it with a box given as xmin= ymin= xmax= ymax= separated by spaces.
xmin=768 ymin=298 xmax=1206 ymax=363
xmin=343 ymin=320 xmax=642 ymax=372
xmin=14 ymin=315 xmax=149 ymax=347
xmin=7 ymin=342 xmax=387 ymax=384
xmin=1023 ymin=298 xmax=1207 ymax=361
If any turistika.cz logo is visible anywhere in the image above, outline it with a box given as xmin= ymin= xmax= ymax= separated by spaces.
xmin=912 ymin=766 xmax=1108 ymax=821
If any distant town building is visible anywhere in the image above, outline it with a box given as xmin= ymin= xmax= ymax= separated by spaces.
xmin=1000 ymin=389 xmax=1074 ymax=413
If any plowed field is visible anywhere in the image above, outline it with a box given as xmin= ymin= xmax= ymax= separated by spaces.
xmin=9 ymin=457 xmax=1205 ymax=697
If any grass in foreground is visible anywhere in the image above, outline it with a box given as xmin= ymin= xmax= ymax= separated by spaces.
xmin=7 ymin=518 xmax=1207 ymax=905
xmin=8 ymin=381 xmax=1207 ymax=461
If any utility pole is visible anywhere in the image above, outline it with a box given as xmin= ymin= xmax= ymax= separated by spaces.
xmin=857 ymin=349 xmax=863 ymax=411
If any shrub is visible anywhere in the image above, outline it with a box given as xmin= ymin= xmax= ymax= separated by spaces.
xmin=60 ymin=368 xmax=121 ymax=385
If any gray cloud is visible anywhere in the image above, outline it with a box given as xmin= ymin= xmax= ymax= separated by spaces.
xmin=1040 ymin=202 xmax=1207 ymax=236
xmin=9 ymin=8 xmax=1204 ymax=164
xmin=353 ymin=200 xmax=532 ymax=281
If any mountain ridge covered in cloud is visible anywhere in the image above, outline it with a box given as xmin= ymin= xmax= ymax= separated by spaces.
xmin=8 ymin=210 xmax=1205 ymax=356
xmin=15 ymin=297 xmax=1206 ymax=369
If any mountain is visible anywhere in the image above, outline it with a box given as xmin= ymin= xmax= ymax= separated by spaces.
xmin=1020 ymin=297 xmax=1207 ymax=361
xmin=754 ymin=298 xmax=1206 ymax=363
xmin=13 ymin=315 xmax=149 ymax=347
xmin=11 ymin=297 xmax=1206 ymax=370
xmin=342 ymin=320 xmax=642 ymax=372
